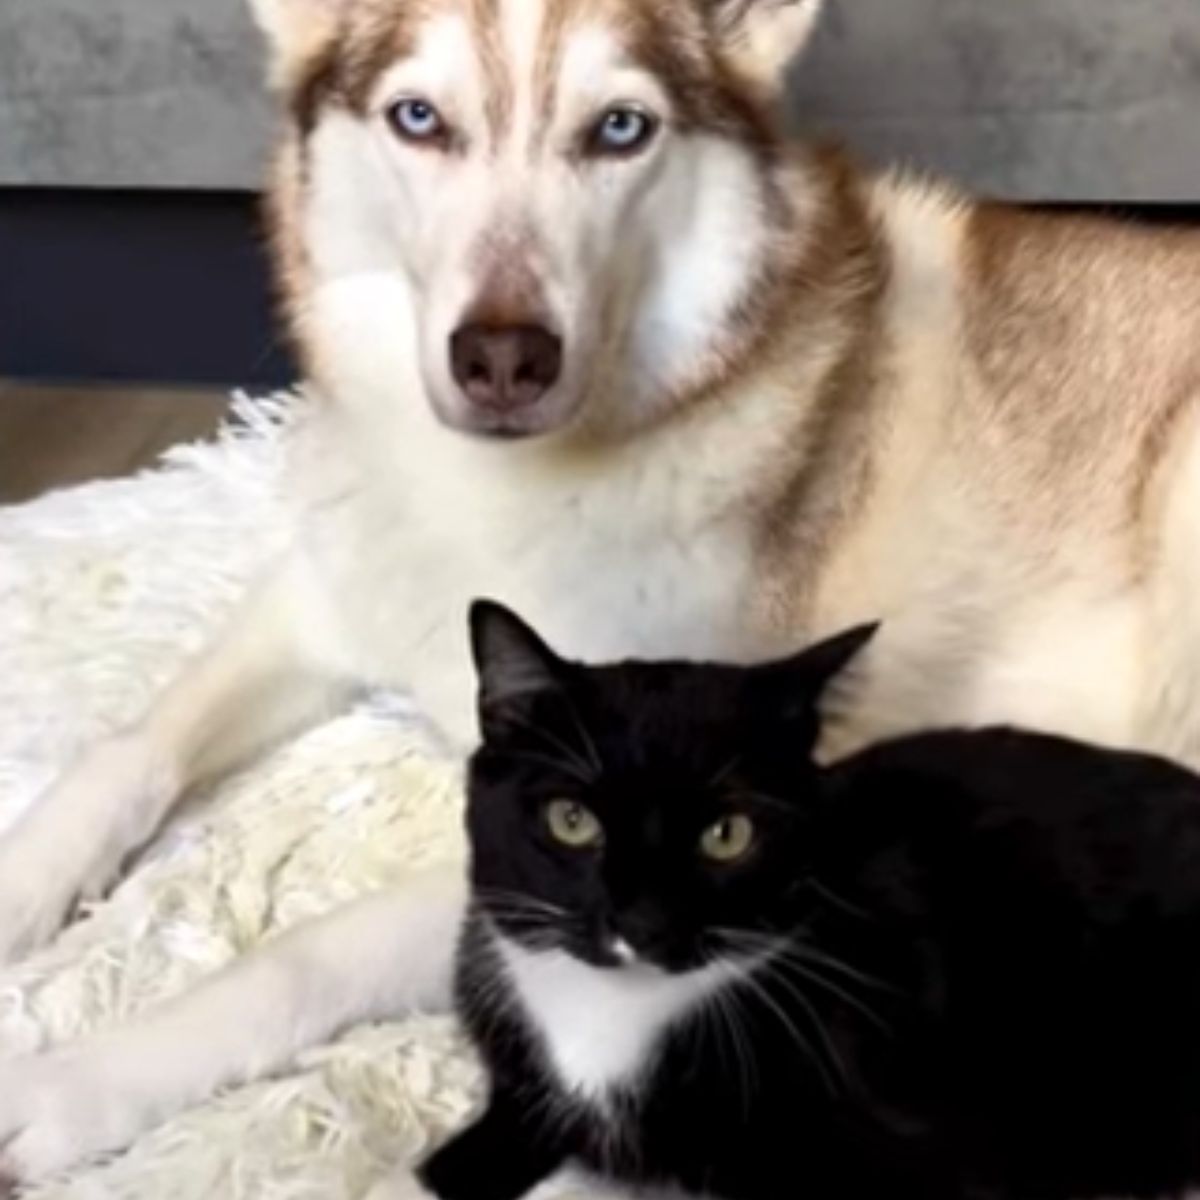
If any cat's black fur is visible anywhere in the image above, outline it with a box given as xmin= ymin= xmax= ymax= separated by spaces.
xmin=416 ymin=601 xmax=1200 ymax=1200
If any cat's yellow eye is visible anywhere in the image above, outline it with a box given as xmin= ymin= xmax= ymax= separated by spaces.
xmin=700 ymin=813 xmax=756 ymax=863
xmin=545 ymin=799 xmax=604 ymax=849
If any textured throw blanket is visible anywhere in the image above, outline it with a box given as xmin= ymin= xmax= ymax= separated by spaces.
xmin=0 ymin=395 xmax=495 ymax=1200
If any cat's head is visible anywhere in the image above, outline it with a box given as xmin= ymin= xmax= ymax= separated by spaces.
xmin=464 ymin=601 xmax=876 ymax=975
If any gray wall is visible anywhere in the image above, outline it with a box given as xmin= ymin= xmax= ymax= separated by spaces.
xmin=789 ymin=0 xmax=1200 ymax=202
xmin=0 ymin=0 xmax=270 ymax=191
xmin=3 ymin=0 xmax=1200 ymax=201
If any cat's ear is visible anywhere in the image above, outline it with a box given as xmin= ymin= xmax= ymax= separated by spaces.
xmin=754 ymin=622 xmax=879 ymax=746
xmin=789 ymin=623 xmax=879 ymax=695
xmin=470 ymin=601 xmax=566 ymax=735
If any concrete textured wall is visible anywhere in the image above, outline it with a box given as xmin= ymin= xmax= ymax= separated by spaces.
xmin=2 ymin=0 xmax=1200 ymax=200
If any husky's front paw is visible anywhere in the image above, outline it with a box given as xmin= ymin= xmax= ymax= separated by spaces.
xmin=0 ymin=1047 xmax=155 ymax=1183
xmin=0 ymin=831 xmax=103 ymax=967
xmin=0 ymin=827 xmax=103 ymax=968
xmin=0 ymin=735 xmax=175 ymax=966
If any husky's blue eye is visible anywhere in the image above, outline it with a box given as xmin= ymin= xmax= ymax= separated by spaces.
xmin=589 ymin=106 xmax=657 ymax=156
xmin=388 ymin=97 xmax=445 ymax=144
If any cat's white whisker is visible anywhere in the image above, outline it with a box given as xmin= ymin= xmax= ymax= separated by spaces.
xmin=477 ymin=888 xmax=570 ymax=917
xmin=772 ymin=955 xmax=892 ymax=1037
xmin=710 ymin=928 xmax=869 ymax=1088
xmin=786 ymin=942 xmax=898 ymax=996
xmin=714 ymin=924 xmax=896 ymax=1036
xmin=756 ymin=963 xmax=854 ymax=1086
xmin=704 ymin=985 xmax=757 ymax=1121
xmin=807 ymin=879 xmax=875 ymax=923
xmin=731 ymin=967 xmax=843 ymax=1096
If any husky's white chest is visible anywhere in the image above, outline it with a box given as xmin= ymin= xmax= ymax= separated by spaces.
xmin=297 ymin=416 xmax=771 ymax=745
xmin=497 ymin=940 xmax=733 ymax=1102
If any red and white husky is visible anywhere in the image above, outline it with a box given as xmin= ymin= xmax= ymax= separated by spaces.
xmin=3 ymin=0 xmax=1200 ymax=1189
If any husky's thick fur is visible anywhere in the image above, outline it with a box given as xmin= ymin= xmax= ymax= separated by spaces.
xmin=3 ymin=0 xmax=1200 ymax=1187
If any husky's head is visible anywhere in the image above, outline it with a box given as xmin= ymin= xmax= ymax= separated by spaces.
xmin=254 ymin=0 xmax=824 ymax=439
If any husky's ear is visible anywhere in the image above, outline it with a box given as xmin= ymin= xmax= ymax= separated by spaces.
xmin=712 ymin=0 xmax=824 ymax=91
xmin=247 ymin=0 xmax=343 ymax=83
xmin=469 ymin=601 xmax=568 ymax=738
xmin=752 ymin=622 xmax=878 ymax=750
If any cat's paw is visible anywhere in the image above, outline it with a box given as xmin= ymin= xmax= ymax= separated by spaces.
xmin=0 ymin=1047 xmax=155 ymax=1182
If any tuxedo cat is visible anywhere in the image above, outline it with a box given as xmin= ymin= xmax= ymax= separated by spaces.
xmin=417 ymin=601 xmax=1200 ymax=1200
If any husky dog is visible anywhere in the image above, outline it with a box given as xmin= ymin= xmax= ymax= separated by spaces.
xmin=2 ymin=0 xmax=1200 ymax=1187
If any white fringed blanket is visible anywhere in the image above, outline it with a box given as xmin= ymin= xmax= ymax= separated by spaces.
xmin=0 ymin=395 xmax=491 ymax=1200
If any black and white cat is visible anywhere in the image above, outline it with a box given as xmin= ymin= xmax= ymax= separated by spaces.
xmin=408 ymin=600 xmax=1200 ymax=1200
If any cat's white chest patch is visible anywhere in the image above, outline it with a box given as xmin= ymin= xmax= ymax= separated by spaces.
xmin=498 ymin=938 xmax=736 ymax=1102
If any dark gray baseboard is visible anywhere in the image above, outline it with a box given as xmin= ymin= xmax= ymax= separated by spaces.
xmin=0 ymin=188 xmax=293 ymax=389
xmin=1 ymin=188 xmax=1196 ymax=389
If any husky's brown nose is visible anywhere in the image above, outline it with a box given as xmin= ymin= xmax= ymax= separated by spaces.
xmin=450 ymin=324 xmax=562 ymax=410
